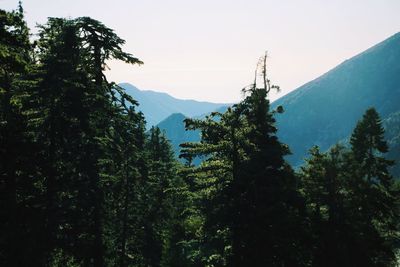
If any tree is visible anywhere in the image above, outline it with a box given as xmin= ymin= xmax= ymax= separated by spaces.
xmin=0 ymin=5 xmax=43 ymax=266
xmin=229 ymin=53 xmax=306 ymax=267
xmin=22 ymin=15 xmax=143 ymax=265
xmin=300 ymin=145 xmax=350 ymax=267
xmin=299 ymin=108 xmax=400 ymax=266
xmin=180 ymin=53 xmax=307 ymax=266
xmin=72 ymin=17 xmax=142 ymax=267
xmin=102 ymin=100 xmax=146 ymax=267
xmin=141 ymin=127 xmax=177 ymax=266
xmin=348 ymin=107 xmax=399 ymax=266
xmin=350 ymin=108 xmax=393 ymax=182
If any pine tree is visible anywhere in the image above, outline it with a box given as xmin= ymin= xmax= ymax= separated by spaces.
xmin=348 ymin=107 xmax=399 ymax=265
xmin=180 ymin=108 xmax=241 ymax=266
xmin=72 ymin=17 xmax=142 ymax=266
xmin=300 ymin=145 xmax=350 ymax=267
xmin=102 ymin=98 xmax=146 ymax=267
xmin=180 ymin=53 xmax=307 ymax=266
xmin=350 ymin=108 xmax=393 ymax=182
xmin=229 ymin=53 xmax=305 ymax=267
xmin=300 ymin=108 xmax=400 ymax=266
xmin=26 ymin=16 xmax=143 ymax=265
xmin=31 ymin=18 xmax=87 ymax=263
xmin=0 ymin=5 xmax=43 ymax=266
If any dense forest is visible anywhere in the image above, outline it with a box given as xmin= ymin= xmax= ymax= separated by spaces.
xmin=1 ymin=5 xmax=399 ymax=267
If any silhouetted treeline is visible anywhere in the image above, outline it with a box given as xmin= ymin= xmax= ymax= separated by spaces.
xmin=1 ymin=5 xmax=399 ymax=267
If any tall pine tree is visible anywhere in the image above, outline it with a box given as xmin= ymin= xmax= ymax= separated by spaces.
xmin=181 ymin=53 xmax=307 ymax=266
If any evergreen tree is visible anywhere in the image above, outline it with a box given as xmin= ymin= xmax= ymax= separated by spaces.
xmin=0 ymin=5 xmax=43 ymax=266
xmin=350 ymin=108 xmax=394 ymax=182
xmin=2 ymin=5 xmax=399 ymax=266
xmin=25 ymin=15 xmax=143 ymax=265
xmin=300 ymin=145 xmax=350 ymax=267
xmin=300 ymin=108 xmax=400 ymax=266
xmin=102 ymin=99 xmax=146 ymax=267
xmin=73 ymin=17 xmax=142 ymax=266
xmin=181 ymin=53 xmax=307 ymax=266
xmin=229 ymin=53 xmax=306 ymax=267
xmin=141 ymin=127 xmax=176 ymax=266
xmin=31 ymin=18 xmax=89 ymax=264
xmin=348 ymin=107 xmax=399 ymax=266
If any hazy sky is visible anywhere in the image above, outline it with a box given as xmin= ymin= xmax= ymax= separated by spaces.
xmin=2 ymin=0 xmax=400 ymax=103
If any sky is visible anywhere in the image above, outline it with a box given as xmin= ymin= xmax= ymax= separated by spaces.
xmin=2 ymin=0 xmax=400 ymax=103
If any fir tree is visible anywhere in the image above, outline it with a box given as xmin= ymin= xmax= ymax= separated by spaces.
xmin=180 ymin=53 xmax=307 ymax=266
xmin=300 ymin=145 xmax=349 ymax=267
xmin=0 ymin=6 xmax=42 ymax=266
xmin=348 ymin=107 xmax=399 ymax=265
xmin=300 ymin=108 xmax=400 ymax=266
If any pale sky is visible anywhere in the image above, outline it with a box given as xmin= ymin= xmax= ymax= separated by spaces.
xmin=2 ymin=0 xmax=400 ymax=103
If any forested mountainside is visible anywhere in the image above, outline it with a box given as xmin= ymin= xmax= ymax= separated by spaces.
xmin=119 ymin=83 xmax=228 ymax=127
xmin=157 ymin=32 xmax=400 ymax=176
xmin=384 ymin=111 xmax=400 ymax=175
xmin=272 ymin=32 xmax=400 ymax=168
xmin=1 ymin=5 xmax=399 ymax=267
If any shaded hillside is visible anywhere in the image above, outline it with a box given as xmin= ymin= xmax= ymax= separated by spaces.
xmin=157 ymin=106 xmax=229 ymax=158
xmin=156 ymin=113 xmax=200 ymax=156
xmin=384 ymin=111 xmax=400 ymax=176
xmin=272 ymin=32 xmax=400 ymax=168
xmin=157 ymin=33 xmax=400 ymax=175
xmin=120 ymin=83 xmax=228 ymax=126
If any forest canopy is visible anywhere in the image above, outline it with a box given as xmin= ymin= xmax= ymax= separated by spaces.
xmin=1 ymin=4 xmax=399 ymax=267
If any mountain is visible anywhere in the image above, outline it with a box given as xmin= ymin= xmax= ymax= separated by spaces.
xmin=157 ymin=32 xmax=400 ymax=174
xmin=384 ymin=111 xmax=400 ymax=175
xmin=119 ymin=83 xmax=228 ymax=127
xmin=156 ymin=113 xmax=199 ymax=156
xmin=271 ymin=32 xmax=400 ymax=168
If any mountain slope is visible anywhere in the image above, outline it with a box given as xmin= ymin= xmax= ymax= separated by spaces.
xmin=384 ymin=111 xmax=400 ymax=175
xmin=119 ymin=83 xmax=228 ymax=126
xmin=157 ymin=106 xmax=229 ymax=159
xmin=271 ymin=32 xmax=400 ymax=167
xmin=156 ymin=113 xmax=200 ymax=156
xmin=157 ymin=32 xmax=400 ymax=175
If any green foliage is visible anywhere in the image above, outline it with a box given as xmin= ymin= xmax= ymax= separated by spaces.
xmin=180 ymin=53 xmax=307 ymax=266
xmin=1 ymin=5 xmax=399 ymax=267
xmin=299 ymin=108 xmax=400 ymax=266
xmin=0 ymin=5 xmax=43 ymax=266
xmin=272 ymin=32 xmax=400 ymax=170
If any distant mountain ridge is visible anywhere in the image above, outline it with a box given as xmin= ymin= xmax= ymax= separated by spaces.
xmin=119 ymin=83 xmax=229 ymax=127
xmin=156 ymin=32 xmax=400 ymax=175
